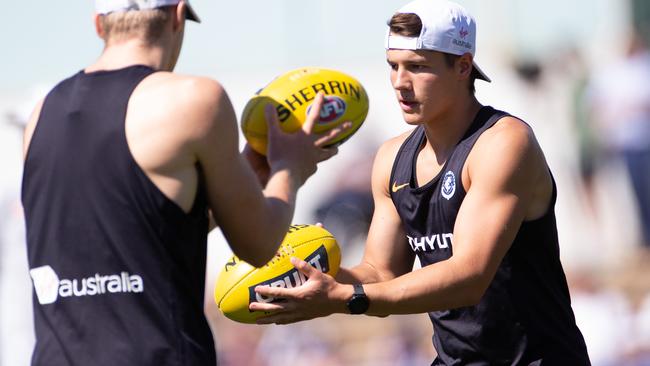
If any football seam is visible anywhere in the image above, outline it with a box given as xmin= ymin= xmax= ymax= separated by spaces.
xmin=217 ymin=234 xmax=335 ymax=309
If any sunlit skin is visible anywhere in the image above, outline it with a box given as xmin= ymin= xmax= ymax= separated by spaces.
xmin=387 ymin=49 xmax=483 ymax=169
xmin=23 ymin=2 xmax=349 ymax=269
xmin=388 ymin=49 xmax=463 ymax=126
xmin=248 ymin=44 xmax=554 ymax=324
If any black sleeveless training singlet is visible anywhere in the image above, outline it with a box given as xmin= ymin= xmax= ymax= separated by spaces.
xmin=22 ymin=65 xmax=215 ymax=366
xmin=389 ymin=106 xmax=591 ymax=365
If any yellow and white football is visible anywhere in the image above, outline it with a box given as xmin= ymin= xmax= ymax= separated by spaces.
xmin=214 ymin=224 xmax=341 ymax=324
xmin=241 ymin=67 xmax=369 ymax=155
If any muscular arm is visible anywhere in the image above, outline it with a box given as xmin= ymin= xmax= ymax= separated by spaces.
xmin=251 ymin=118 xmax=552 ymax=322
xmin=336 ymin=136 xmax=415 ymax=284
xmin=362 ymin=118 xmax=548 ymax=315
xmin=189 ymin=80 xmax=338 ymax=267
xmin=23 ymin=76 xmax=338 ymax=269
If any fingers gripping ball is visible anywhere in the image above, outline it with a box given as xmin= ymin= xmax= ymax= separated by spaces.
xmin=214 ymin=224 xmax=341 ymax=324
xmin=241 ymin=67 xmax=370 ymax=155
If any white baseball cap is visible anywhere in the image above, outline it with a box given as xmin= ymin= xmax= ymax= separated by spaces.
xmin=95 ymin=0 xmax=201 ymax=23
xmin=386 ymin=0 xmax=490 ymax=82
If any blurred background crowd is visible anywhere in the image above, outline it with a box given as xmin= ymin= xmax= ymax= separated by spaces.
xmin=2 ymin=0 xmax=650 ymax=365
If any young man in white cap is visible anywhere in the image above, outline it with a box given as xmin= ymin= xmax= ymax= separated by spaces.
xmin=22 ymin=1 xmax=344 ymax=364
xmin=250 ymin=0 xmax=591 ymax=364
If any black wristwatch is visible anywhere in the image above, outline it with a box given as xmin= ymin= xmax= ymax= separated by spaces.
xmin=346 ymin=284 xmax=369 ymax=314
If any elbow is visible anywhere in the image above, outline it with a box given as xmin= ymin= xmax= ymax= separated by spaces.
xmin=231 ymin=231 xmax=284 ymax=268
xmin=448 ymin=257 xmax=494 ymax=307
xmin=462 ymin=278 xmax=490 ymax=307
xmin=245 ymin=256 xmax=273 ymax=269
xmin=233 ymin=244 xmax=277 ymax=268
xmin=462 ymin=290 xmax=484 ymax=307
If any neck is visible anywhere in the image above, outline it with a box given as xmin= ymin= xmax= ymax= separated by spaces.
xmin=421 ymin=96 xmax=482 ymax=162
xmin=86 ymin=38 xmax=172 ymax=73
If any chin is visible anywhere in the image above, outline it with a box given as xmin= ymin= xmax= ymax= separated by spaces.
xmin=401 ymin=113 xmax=424 ymax=125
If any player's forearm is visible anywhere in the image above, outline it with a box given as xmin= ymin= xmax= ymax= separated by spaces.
xmin=255 ymin=167 xmax=301 ymax=253
xmin=335 ymin=263 xmax=384 ymax=284
xmin=358 ymin=259 xmax=485 ymax=316
xmin=225 ymin=168 xmax=301 ymax=266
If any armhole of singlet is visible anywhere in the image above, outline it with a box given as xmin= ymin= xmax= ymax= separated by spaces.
xmin=486 ymin=112 xmax=558 ymax=220
xmin=498 ymin=114 xmax=558 ymax=222
xmin=549 ymin=170 xmax=558 ymax=206
xmin=531 ymin=168 xmax=558 ymax=222
xmin=22 ymin=77 xmax=72 ymax=172
xmin=389 ymin=126 xmax=423 ymax=201
xmin=21 ymin=77 xmax=73 ymax=201
xmin=456 ymin=111 xmax=510 ymax=196
xmin=22 ymin=95 xmax=49 ymax=173
xmin=458 ymin=110 xmax=558 ymax=223
xmin=122 ymin=72 xmax=204 ymax=219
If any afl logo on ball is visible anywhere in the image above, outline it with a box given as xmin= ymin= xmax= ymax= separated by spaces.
xmin=441 ymin=171 xmax=456 ymax=200
xmin=307 ymin=95 xmax=347 ymax=124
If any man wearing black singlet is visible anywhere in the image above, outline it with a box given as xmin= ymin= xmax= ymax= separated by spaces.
xmin=251 ymin=0 xmax=591 ymax=364
xmin=21 ymin=1 xmax=345 ymax=365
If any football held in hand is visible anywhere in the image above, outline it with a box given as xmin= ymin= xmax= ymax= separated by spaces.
xmin=241 ymin=67 xmax=370 ymax=155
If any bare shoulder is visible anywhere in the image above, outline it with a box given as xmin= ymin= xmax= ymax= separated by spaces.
xmin=130 ymin=72 xmax=236 ymax=141
xmin=467 ymin=115 xmax=547 ymax=189
xmin=146 ymin=73 xmax=226 ymax=101
xmin=136 ymin=72 xmax=230 ymax=114
xmin=480 ymin=116 xmax=536 ymax=150
xmin=467 ymin=115 xmax=552 ymax=219
xmin=375 ymin=129 xmax=415 ymax=163
xmin=372 ymin=128 xmax=416 ymax=194
xmin=471 ymin=116 xmax=543 ymax=170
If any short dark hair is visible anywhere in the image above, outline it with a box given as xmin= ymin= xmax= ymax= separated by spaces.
xmin=388 ymin=12 xmax=476 ymax=94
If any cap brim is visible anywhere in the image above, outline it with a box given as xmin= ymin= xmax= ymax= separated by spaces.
xmin=472 ymin=62 xmax=491 ymax=82
xmin=185 ymin=3 xmax=200 ymax=23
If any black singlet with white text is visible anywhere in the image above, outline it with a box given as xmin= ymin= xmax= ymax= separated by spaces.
xmin=389 ymin=106 xmax=590 ymax=365
xmin=22 ymin=65 xmax=214 ymax=365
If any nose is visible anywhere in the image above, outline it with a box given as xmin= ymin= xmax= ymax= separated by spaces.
xmin=392 ymin=67 xmax=411 ymax=91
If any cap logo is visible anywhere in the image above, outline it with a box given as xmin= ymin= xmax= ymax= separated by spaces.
xmin=387 ymin=0 xmax=490 ymax=82
xmin=452 ymin=38 xmax=472 ymax=50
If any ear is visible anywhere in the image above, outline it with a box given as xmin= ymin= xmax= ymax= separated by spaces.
xmin=172 ymin=2 xmax=186 ymax=31
xmin=94 ymin=13 xmax=105 ymax=39
xmin=457 ymin=53 xmax=473 ymax=80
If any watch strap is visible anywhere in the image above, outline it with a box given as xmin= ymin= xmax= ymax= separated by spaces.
xmin=353 ymin=283 xmax=365 ymax=296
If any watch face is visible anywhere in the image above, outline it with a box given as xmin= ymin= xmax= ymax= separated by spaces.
xmin=348 ymin=294 xmax=369 ymax=314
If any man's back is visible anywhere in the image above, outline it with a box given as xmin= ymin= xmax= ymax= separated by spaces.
xmin=22 ymin=2 xmax=346 ymax=364
xmin=23 ymin=65 xmax=215 ymax=365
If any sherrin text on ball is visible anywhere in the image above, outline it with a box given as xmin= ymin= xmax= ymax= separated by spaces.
xmin=241 ymin=67 xmax=369 ymax=155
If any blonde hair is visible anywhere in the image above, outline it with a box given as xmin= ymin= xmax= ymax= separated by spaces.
xmin=99 ymin=7 xmax=172 ymax=45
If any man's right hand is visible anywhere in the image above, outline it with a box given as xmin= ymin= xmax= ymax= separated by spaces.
xmin=191 ymin=80 xmax=350 ymax=267
xmin=265 ymin=92 xmax=351 ymax=186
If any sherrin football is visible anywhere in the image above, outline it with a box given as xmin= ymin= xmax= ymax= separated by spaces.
xmin=241 ymin=67 xmax=369 ymax=155
xmin=214 ymin=224 xmax=341 ymax=324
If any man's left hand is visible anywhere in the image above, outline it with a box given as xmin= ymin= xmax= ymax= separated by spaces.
xmin=249 ymin=257 xmax=350 ymax=324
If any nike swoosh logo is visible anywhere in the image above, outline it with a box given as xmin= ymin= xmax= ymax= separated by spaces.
xmin=391 ymin=182 xmax=409 ymax=193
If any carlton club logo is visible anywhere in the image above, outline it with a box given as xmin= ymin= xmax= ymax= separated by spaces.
xmin=459 ymin=27 xmax=469 ymax=39
xmin=306 ymin=96 xmax=347 ymax=124
xmin=441 ymin=171 xmax=456 ymax=200
xmin=29 ymin=265 xmax=144 ymax=305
